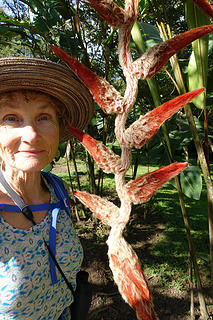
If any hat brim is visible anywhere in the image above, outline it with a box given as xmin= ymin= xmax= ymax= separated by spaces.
xmin=0 ymin=57 xmax=94 ymax=142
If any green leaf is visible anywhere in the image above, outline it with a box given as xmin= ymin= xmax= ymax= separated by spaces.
xmin=139 ymin=22 xmax=162 ymax=49
xmin=33 ymin=16 xmax=50 ymax=33
xmin=131 ymin=21 xmax=145 ymax=54
xmin=51 ymin=0 xmax=75 ymax=20
xmin=138 ymin=0 xmax=149 ymax=13
xmin=131 ymin=22 xmax=162 ymax=54
xmin=59 ymin=30 xmax=79 ymax=56
xmin=188 ymin=51 xmax=206 ymax=109
xmin=54 ymin=150 xmax=61 ymax=162
xmin=186 ymin=0 xmax=210 ymax=109
xmin=58 ymin=142 xmax=67 ymax=158
xmin=43 ymin=162 xmax=54 ymax=172
xmin=180 ymin=166 xmax=202 ymax=200
xmin=208 ymin=33 xmax=213 ymax=55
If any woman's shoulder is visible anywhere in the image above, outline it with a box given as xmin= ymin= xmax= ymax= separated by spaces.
xmin=42 ymin=171 xmax=71 ymax=199
xmin=0 ymin=187 xmax=15 ymax=205
xmin=42 ymin=171 xmax=67 ymax=189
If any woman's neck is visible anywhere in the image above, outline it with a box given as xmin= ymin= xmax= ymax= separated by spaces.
xmin=1 ymin=164 xmax=49 ymax=205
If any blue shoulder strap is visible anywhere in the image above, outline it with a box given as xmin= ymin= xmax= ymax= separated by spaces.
xmin=41 ymin=171 xmax=71 ymax=217
xmin=41 ymin=171 xmax=72 ymax=284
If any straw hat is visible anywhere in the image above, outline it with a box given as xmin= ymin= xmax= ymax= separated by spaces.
xmin=0 ymin=57 xmax=94 ymax=142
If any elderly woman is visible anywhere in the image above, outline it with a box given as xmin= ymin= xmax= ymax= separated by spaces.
xmin=0 ymin=57 xmax=94 ymax=320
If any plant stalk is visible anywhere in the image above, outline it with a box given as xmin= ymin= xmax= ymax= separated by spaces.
xmin=69 ymin=140 xmax=81 ymax=191
xmin=185 ymin=105 xmax=213 ymax=287
xmin=175 ymin=175 xmax=209 ymax=318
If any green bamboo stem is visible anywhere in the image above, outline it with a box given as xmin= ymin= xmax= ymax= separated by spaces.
xmin=160 ymin=106 xmax=209 ymax=318
xmin=69 ymin=140 xmax=81 ymax=191
xmin=185 ymin=104 xmax=213 ymax=286
xmin=186 ymin=0 xmax=210 ymax=169
xmin=175 ymin=174 xmax=209 ymax=318
xmin=65 ymin=147 xmax=80 ymax=222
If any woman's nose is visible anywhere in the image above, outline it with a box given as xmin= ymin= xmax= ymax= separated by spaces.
xmin=21 ymin=124 xmax=39 ymax=143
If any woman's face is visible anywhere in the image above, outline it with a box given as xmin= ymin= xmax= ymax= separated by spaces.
xmin=0 ymin=90 xmax=60 ymax=172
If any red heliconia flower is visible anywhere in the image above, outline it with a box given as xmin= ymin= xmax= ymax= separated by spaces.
xmin=192 ymin=0 xmax=213 ymax=19
xmin=132 ymin=24 xmax=213 ymax=79
xmin=51 ymin=46 xmax=124 ymax=114
xmin=68 ymin=126 xmax=123 ymax=174
xmin=86 ymin=0 xmax=129 ymax=28
xmin=124 ymin=88 xmax=204 ymax=148
xmin=85 ymin=0 xmax=139 ymax=28
xmin=108 ymin=237 xmax=158 ymax=320
xmin=74 ymin=191 xmax=120 ymax=226
xmin=51 ymin=1 xmax=207 ymax=318
xmin=126 ymin=162 xmax=188 ymax=204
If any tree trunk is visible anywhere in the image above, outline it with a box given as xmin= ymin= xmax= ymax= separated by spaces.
xmin=87 ymin=152 xmax=97 ymax=194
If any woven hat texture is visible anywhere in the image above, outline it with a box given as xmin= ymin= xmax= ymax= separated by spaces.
xmin=0 ymin=57 xmax=94 ymax=141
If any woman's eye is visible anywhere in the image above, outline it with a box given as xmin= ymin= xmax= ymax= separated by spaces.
xmin=3 ymin=115 xmax=19 ymax=123
xmin=38 ymin=114 xmax=50 ymax=121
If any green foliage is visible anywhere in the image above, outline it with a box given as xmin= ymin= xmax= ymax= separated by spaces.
xmin=57 ymin=142 xmax=67 ymax=159
xmin=42 ymin=162 xmax=54 ymax=172
xmin=138 ymin=22 xmax=162 ymax=49
xmin=186 ymin=0 xmax=210 ymax=109
xmin=43 ymin=142 xmax=67 ymax=172
xmin=0 ymin=0 xmax=80 ymax=58
xmin=152 ymin=176 xmax=210 ymax=276
xmin=138 ymin=0 xmax=149 ymax=14
xmin=180 ymin=165 xmax=202 ymax=200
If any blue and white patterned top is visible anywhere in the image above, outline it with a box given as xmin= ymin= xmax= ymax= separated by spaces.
xmin=0 ymin=176 xmax=83 ymax=320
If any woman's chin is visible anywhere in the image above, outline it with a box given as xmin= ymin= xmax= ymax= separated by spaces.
xmin=7 ymin=159 xmax=50 ymax=173
xmin=11 ymin=152 xmax=53 ymax=171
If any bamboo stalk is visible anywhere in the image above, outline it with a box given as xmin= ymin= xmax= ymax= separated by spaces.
xmin=176 ymin=174 xmax=208 ymax=317
xmin=65 ymin=147 xmax=80 ymax=222
xmin=69 ymin=140 xmax=81 ymax=191
xmin=190 ymin=258 xmax=195 ymax=320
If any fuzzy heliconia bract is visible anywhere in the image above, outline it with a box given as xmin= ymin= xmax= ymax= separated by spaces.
xmin=192 ymin=0 xmax=213 ymax=19
xmin=131 ymin=25 xmax=213 ymax=79
xmin=52 ymin=1 xmax=213 ymax=319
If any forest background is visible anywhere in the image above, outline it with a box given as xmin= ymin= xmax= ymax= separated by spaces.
xmin=1 ymin=0 xmax=213 ymax=319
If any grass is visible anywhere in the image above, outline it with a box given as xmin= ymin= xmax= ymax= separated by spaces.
xmin=154 ymin=181 xmax=209 ymax=257
xmin=148 ymin=181 xmax=210 ymax=287
xmin=53 ymin=156 xmax=211 ymax=289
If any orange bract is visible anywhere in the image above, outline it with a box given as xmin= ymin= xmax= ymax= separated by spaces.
xmin=192 ymin=0 xmax=213 ymax=19
xmin=74 ymin=191 xmax=120 ymax=226
xmin=51 ymin=46 xmax=125 ymax=114
xmin=124 ymin=89 xmax=204 ymax=148
xmin=86 ymin=0 xmax=128 ymax=28
xmin=68 ymin=126 xmax=123 ymax=174
xmin=126 ymin=163 xmax=188 ymax=204
xmin=132 ymin=25 xmax=213 ymax=79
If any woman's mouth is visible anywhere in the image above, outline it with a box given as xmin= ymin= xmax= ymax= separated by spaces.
xmin=18 ymin=150 xmax=44 ymax=154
